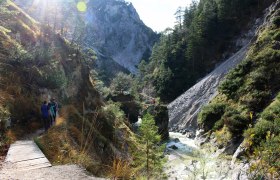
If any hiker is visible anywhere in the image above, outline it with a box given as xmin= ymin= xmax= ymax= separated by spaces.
xmin=48 ymin=98 xmax=58 ymax=125
xmin=41 ymin=101 xmax=49 ymax=131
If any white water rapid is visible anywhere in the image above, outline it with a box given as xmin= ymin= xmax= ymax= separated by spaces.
xmin=165 ymin=132 xmax=247 ymax=180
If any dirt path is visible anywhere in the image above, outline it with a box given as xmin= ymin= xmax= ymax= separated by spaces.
xmin=0 ymin=164 xmax=105 ymax=180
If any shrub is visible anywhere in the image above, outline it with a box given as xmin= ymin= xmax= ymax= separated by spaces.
xmin=249 ymin=134 xmax=280 ymax=179
xmin=198 ymin=103 xmax=226 ymax=131
xmin=218 ymin=60 xmax=252 ymax=99
xmin=219 ymin=77 xmax=243 ymax=99
xmin=254 ymin=47 xmax=280 ymax=64
xmin=240 ymin=90 xmax=271 ymax=112
xmin=109 ymin=158 xmax=134 ymax=179
xmin=214 ymin=126 xmax=232 ymax=147
xmin=110 ymin=72 xmax=133 ymax=94
xmin=272 ymin=30 xmax=280 ymax=41
xmin=261 ymin=95 xmax=280 ymax=122
xmin=37 ymin=69 xmax=67 ymax=89
xmin=45 ymin=70 xmax=67 ymax=89
xmin=246 ymin=67 xmax=269 ymax=91
xmin=222 ymin=108 xmax=249 ymax=136
xmin=212 ymin=119 xmax=224 ymax=131
xmin=273 ymin=16 xmax=280 ymax=27
xmin=252 ymin=120 xmax=274 ymax=144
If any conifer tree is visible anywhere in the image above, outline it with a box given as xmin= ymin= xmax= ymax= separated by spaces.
xmin=137 ymin=113 xmax=165 ymax=179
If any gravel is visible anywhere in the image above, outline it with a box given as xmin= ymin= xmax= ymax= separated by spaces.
xmin=0 ymin=164 xmax=106 ymax=180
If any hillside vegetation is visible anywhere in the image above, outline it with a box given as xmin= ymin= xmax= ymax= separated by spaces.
xmin=135 ymin=0 xmax=274 ymax=102
xmin=0 ymin=0 xmax=127 ymax=175
xmin=198 ymin=4 xmax=280 ymax=178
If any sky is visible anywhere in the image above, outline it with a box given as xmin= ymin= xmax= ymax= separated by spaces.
xmin=126 ymin=0 xmax=193 ymax=32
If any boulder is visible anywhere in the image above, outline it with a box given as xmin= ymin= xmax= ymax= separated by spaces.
xmin=231 ymin=163 xmax=250 ymax=180
xmin=185 ymin=132 xmax=195 ymax=139
xmin=223 ymin=138 xmax=244 ymax=155
xmin=231 ymin=141 xmax=247 ymax=165
xmin=168 ymin=145 xmax=178 ymax=150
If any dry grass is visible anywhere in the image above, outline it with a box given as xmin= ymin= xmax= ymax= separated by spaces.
xmin=214 ymin=126 xmax=232 ymax=147
xmin=109 ymin=158 xmax=134 ymax=180
xmin=35 ymin=106 xmax=104 ymax=176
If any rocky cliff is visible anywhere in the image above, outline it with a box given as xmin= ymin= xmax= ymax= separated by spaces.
xmin=14 ymin=0 xmax=158 ymax=74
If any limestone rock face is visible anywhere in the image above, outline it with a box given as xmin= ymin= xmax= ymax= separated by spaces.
xmin=14 ymin=0 xmax=158 ymax=74
xmin=85 ymin=0 xmax=157 ymax=73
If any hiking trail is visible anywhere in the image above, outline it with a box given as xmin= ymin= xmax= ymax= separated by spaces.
xmin=0 ymin=129 xmax=105 ymax=180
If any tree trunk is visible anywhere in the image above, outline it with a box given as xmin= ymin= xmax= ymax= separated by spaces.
xmin=146 ymin=140 xmax=149 ymax=180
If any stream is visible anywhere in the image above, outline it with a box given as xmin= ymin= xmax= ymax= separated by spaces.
xmin=164 ymin=132 xmax=244 ymax=180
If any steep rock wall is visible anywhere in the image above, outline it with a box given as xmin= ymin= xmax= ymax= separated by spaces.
xmin=14 ymin=0 xmax=158 ymax=74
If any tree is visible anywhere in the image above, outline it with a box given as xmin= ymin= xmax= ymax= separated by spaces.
xmin=174 ymin=6 xmax=184 ymax=28
xmin=110 ymin=72 xmax=133 ymax=94
xmin=138 ymin=113 xmax=165 ymax=179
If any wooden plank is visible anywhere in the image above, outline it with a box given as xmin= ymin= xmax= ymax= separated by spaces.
xmin=5 ymin=141 xmax=47 ymax=163
xmin=14 ymin=157 xmax=51 ymax=168
xmin=17 ymin=163 xmax=52 ymax=171
xmin=12 ymin=141 xmax=34 ymax=146
xmin=3 ymin=140 xmax=52 ymax=171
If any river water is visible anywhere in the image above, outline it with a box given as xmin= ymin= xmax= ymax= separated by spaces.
xmin=164 ymin=132 xmax=237 ymax=180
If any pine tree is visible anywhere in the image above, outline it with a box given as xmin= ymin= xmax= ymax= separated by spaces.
xmin=137 ymin=113 xmax=165 ymax=179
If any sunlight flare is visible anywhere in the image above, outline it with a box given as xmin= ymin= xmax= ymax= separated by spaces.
xmin=77 ymin=1 xmax=87 ymax=12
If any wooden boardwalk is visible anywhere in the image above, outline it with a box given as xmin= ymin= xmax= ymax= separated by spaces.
xmin=0 ymin=140 xmax=105 ymax=179
xmin=3 ymin=140 xmax=51 ymax=171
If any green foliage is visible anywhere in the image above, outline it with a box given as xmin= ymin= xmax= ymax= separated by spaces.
xmin=219 ymin=77 xmax=243 ymax=100
xmin=90 ymin=70 xmax=110 ymax=97
xmin=249 ymin=133 xmax=280 ymax=179
xmin=136 ymin=0 xmax=273 ymax=102
xmin=273 ymin=30 xmax=280 ymax=41
xmin=102 ymin=102 xmax=125 ymax=124
xmin=244 ymin=93 xmax=280 ymax=146
xmin=198 ymin=103 xmax=226 ymax=131
xmin=222 ymin=108 xmax=248 ymax=135
xmin=37 ymin=69 xmax=67 ymax=89
xmin=135 ymin=113 xmax=166 ymax=179
xmin=261 ymin=94 xmax=280 ymax=121
xmin=273 ymin=16 xmax=280 ymax=27
xmin=219 ymin=60 xmax=252 ymax=99
xmin=110 ymin=72 xmax=133 ymax=94
xmin=200 ymin=20 xmax=280 ymax=178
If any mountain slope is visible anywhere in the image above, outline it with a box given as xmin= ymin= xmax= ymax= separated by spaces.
xmin=167 ymin=0 xmax=277 ymax=132
xmin=0 ymin=0 xmax=134 ymax=177
xmin=136 ymin=0 xmax=274 ymax=102
xmin=168 ymin=40 xmax=252 ymax=132
xmin=14 ymin=0 xmax=158 ymax=74
xmin=197 ymin=1 xmax=280 ymax=178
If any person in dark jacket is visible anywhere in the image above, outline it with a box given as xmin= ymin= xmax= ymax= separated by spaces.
xmin=41 ymin=101 xmax=49 ymax=131
xmin=48 ymin=98 xmax=58 ymax=125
